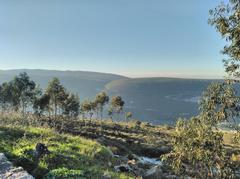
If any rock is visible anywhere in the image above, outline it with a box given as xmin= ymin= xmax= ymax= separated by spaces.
xmin=143 ymin=165 xmax=163 ymax=179
xmin=114 ymin=164 xmax=131 ymax=172
xmin=158 ymin=146 xmax=172 ymax=155
xmin=117 ymin=155 xmax=129 ymax=163
xmin=35 ymin=143 xmax=50 ymax=158
xmin=142 ymin=146 xmax=172 ymax=158
xmin=0 ymin=153 xmax=34 ymax=179
xmin=0 ymin=153 xmax=12 ymax=174
xmin=127 ymin=154 xmax=139 ymax=161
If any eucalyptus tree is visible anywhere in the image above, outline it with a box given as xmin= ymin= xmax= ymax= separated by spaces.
xmin=166 ymin=1 xmax=240 ymax=177
xmin=46 ymin=78 xmax=68 ymax=117
xmin=110 ymin=96 xmax=124 ymax=120
xmin=0 ymin=82 xmax=13 ymax=112
xmin=81 ymin=100 xmax=93 ymax=120
xmin=209 ymin=0 xmax=240 ymax=132
xmin=63 ymin=93 xmax=80 ymax=117
xmin=94 ymin=91 xmax=109 ymax=120
xmin=209 ymin=0 xmax=240 ymax=79
xmin=33 ymin=93 xmax=50 ymax=116
xmin=11 ymin=72 xmax=37 ymax=114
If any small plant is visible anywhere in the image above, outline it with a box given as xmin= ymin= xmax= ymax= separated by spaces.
xmin=44 ymin=168 xmax=84 ymax=179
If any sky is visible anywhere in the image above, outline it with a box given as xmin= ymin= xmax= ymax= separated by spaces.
xmin=0 ymin=0 xmax=227 ymax=78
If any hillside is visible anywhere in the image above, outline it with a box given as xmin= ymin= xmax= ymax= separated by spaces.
xmin=0 ymin=69 xmax=127 ymax=100
xmin=105 ymin=78 xmax=220 ymax=124
xmin=0 ymin=115 xmax=239 ymax=178
xmin=0 ymin=125 xmax=133 ymax=179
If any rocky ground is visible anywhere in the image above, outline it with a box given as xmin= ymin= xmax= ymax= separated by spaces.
xmin=0 ymin=153 xmax=33 ymax=179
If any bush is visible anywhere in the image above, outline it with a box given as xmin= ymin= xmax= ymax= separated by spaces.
xmin=165 ymin=117 xmax=234 ymax=178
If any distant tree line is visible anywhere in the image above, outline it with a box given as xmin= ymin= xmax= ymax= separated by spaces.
xmin=0 ymin=72 xmax=132 ymax=121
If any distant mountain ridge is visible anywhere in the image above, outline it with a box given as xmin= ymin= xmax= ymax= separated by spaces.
xmin=0 ymin=69 xmax=220 ymax=124
xmin=0 ymin=69 xmax=127 ymax=99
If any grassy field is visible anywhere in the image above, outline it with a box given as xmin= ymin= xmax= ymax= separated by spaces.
xmin=0 ymin=125 xmax=133 ymax=179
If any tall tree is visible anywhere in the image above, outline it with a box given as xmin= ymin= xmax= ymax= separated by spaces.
xmin=110 ymin=96 xmax=124 ymax=120
xmin=209 ymin=0 xmax=240 ymax=133
xmin=166 ymin=1 xmax=240 ymax=177
xmin=33 ymin=93 xmax=50 ymax=116
xmin=94 ymin=92 xmax=109 ymax=120
xmin=11 ymin=72 xmax=37 ymax=114
xmin=63 ymin=93 xmax=80 ymax=117
xmin=46 ymin=78 xmax=67 ymax=117
xmin=81 ymin=100 xmax=94 ymax=120
xmin=0 ymin=82 xmax=13 ymax=112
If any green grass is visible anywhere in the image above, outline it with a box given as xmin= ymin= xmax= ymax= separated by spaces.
xmin=0 ymin=125 xmax=133 ymax=179
xmin=0 ymin=113 xmax=174 ymax=157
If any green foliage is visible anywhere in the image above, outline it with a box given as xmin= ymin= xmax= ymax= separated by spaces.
xmin=0 ymin=82 xmax=13 ymax=111
xmin=209 ymin=0 xmax=240 ymax=78
xmin=167 ymin=117 xmax=233 ymax=178
xmin=33 ymin=93 xmax=51 ymax=116
xmin=45 ymin=168 xmax=84 ymax=179
xmin=200 ymin=82 xmax=240 ymax=127
xmin=165 ymin=83 xmax=238 ymax=178
xmin=110 ymin=96 xmax=125 ymax=120
xmin=12 ymin=72 xmax=37 ymax=114
xmin=208 ymin=0 xmax=240 ymax=139
xmin=0 ymin=72 xmax=38 ymax=114
xmin=62 ymin=93 xmax=80 ymax=117
xmin=94 ymin=91 xmax=109 ymax=120
xmin=81 ymin=100 xmax=94 ymax=119
xmin=46 ymin=78 xmax=68 ymax=117
xmin=163 ymin=1 xmax=240 ymax=177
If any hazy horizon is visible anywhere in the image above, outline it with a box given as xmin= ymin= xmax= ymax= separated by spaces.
xmin=0 ymin=68 xmax=224 ymax=79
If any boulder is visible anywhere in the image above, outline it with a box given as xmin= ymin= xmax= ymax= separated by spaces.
xmin=0 ymin=153 xmax=12 ymax=174
xmin=143 ymin=165 xmax=163 ymax=179
xmin=0 ymin=153 xmax=34 ymax=179
xmin=35 ymin=143 xmax=50 ymax=158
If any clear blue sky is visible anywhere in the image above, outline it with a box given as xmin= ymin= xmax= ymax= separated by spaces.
xmin=0 ymin=0 xmax=226 ymax=78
